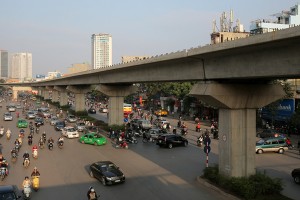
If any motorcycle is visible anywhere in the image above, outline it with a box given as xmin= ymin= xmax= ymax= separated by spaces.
xmin=196 ymin=126 xmax=201 ymax=132
xmin=197 ymin=135 xmax=204 ymax=147
xmin=28 ymin=138 xmax=33 ymax=146
xmin=48 ymin=142 xmax=54 ymax=150
xmin=23 ymin=185 xmax=31 ymax=199
xmin=15 ymin=143 xmax=20 ymax=152
xmin=211 ymin=128 xmax=219 ymax=139
xmin=38 ymin=141 xmax=44 ymax=149
xmin=0 ymin=128 xmax=4 ymax=136
xmin=32 ymin=176 xmax=40 ymax=191
xmin=19 ymin=129 xmax=25 ymax=138
xmin=11 ymin=152 xmax=18 ymax=163
xmin=58 ymin=140 xmax=64 ymax=149
xmin=23 ymin=158 xmax=30 ymax=168
xmin=116 ymin=139 xmax=128 ymax=149
xmin=0 ymin=167 xmax=7 ymax=181
xmin=32 ymin=150 xmax=38 ymax=159
xmin=181 ymin=127 xmax=188 ymax=136
xmin=36 ymin=127 xmax=40 ymax=134
xmin=6 ymin=131 xmax=11 ymax=140
xmin=125 ymin=135 xmax=138 ymax=144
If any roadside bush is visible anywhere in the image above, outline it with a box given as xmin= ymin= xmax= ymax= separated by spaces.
xmin=60 ymin=105 xmax=71 ymax=110
xmin=202 ymin=165 xmax=284 ymax=200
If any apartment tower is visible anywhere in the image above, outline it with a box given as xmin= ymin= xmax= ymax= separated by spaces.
xmin=10 ymin=53 xmax=32 ymax=81
xmin=91 ymin=33 xmax=112 ymax=69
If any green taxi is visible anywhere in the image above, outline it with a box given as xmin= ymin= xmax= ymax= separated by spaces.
xmin=79 ymin=132 xmax=107 ymax=146
xmin=17 ymin=119 xmax=28 ymax=128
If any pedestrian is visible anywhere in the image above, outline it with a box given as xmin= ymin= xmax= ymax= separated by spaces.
xmin=87 ymin=186 xmax=98 ymax=200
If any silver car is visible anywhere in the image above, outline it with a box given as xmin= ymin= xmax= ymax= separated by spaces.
xmin=3 ymin=112 xmax=13 ymax=121
xmin=50 ymin=116 xmax=59 ymax=126
xmin=26 ymin=111 xmax=36 ymax=119
xmin=75 ymin=122 xmax=86 ymax=132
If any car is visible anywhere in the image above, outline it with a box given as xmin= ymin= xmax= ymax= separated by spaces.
xmin=55 ymin=121 xmax=66 ymax=131
xmin=34 ymin=117 xmax=44 ymax=126
xmin=88 ymin=108 xmax=97 ymax=114
xmin=7 ymin=106 xmax=16 ymax=112
xmin=37 ymin=107 xmax=51 ymax=118
xmin=62 ymin=126 xmax=79 ymax=138
xmin=291 ymin=168 xmax=300 ymax=184
xmin=145 ymin=128 xmax=168 ymax=141
xmin=0 ymin=185 xmax=21 ymax=199
xmin=255 ymin=137 xmax=288 ymax=154
xmin=79 ymin=132 xmax=107 ymax=146
xmin=16 ymin=119 xmax=28 ymax=128
xmin=75 ymin=122 xmax=86 ymax=132
xmin=137 ymin=119 xmax=152 ymax=130
xmin=89 ymin=161 xmax=125 ymax=186
xmin=65 ymin=115 xmax=77 ymax=123
xmin=50 ymin=116 xmax=59 ymax=125
xmin=256 ymin=129 xmax=284 ymax=138
xmin=154 ymin=109 xmax=168 ymax=116
xmin=156 ymin=134 xmax=188 ymax=149
xmin=3 ymin=112 xmax=13 ymax=121
xmin=26 ymin=111 xmax=36 ymax=119
xmin=31 ymin=96 xmax=37 ymax=101
xmin=99 ymin=107 xmax=108 ymax=113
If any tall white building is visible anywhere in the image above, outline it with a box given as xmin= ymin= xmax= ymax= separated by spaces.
xmin=10 ymin=53 xmax=32 ymax=81
xmin=0 ymin=50 xmax=9 ymax=78
xmin=91 ymin=33 xmax=112 ymax=69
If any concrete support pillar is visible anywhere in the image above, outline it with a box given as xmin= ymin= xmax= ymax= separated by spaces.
xmin=54 ymin=86 xmax=68 ymax=107
xmin=52 ymin=90 xmax=59 ymax=102
xmin=95 ymin=84 xmax=137 ymax=125
xmin=189 ymin=82 xmax=285 ymax=177
xmin=43 ymin=90 xmax=50 ymax=100
xmin=12 ymin=90 xmax=18 ymax=101
xmin=66 ymin=85 xmax=91 ymax=112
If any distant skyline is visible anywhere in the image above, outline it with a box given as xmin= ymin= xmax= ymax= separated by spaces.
xmin=0 ymin=0 xmax=298 ymax=75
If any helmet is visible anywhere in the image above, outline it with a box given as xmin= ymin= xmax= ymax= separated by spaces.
xmin=91 ymin=188 xmax=95 ymax=192
xmin=34 ymin=167 xmax=37 ymax=170
xmin=25 ymin=176 xmax=29 ymax=179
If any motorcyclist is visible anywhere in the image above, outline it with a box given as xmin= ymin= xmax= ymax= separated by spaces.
xmin=35 ymin=125 xmax=40 ymax=134
xmin=48 ymin=137 xmax=54 ymax=144
xmin=32 ymin=145 xmax=38 ymax=154
xmin=87 ymin=187 xmax=98 ymax=200
xmin=6 ymin=128 xmax=11 ymax=136
xmin=58 ymin=136 xmax=64 ymax=147
xmin=19 ymin=129 xmax=25 ymax=138
xmin=28 ymin=134 xmax=33 ymax=145
xmin=22 ymin=176 xmax=31 ymax=189
xmin=0 ymin=159 xmax=8 ymax=175
xmin=31 ymin=167 xmax=40 ymax=177
xmin=42 ymin=132 xmax=47 ymax=142
xmin=11 ymin=147 xmax=18 ymax=157
xmin=23 ymin=151 xmax=30 ymax=165
xmin=14 ymin=139 xmax=21 ymax=146
xmin=196 ymin=123 xmax=201 ymax=132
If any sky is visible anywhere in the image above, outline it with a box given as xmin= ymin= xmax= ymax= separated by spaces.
xmin=0 ymin=0 xmax=298 ymax=76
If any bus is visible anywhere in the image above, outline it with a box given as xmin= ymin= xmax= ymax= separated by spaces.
xmin=124 ymin=103 xmax=132 ymax=118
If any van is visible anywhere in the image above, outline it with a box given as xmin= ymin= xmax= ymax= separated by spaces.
xmin=256 ymin=137 xmax=288 ymax=154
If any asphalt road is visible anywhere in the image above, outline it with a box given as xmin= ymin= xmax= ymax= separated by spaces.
xmin=0 ymin=100 xmax=233 ymax=200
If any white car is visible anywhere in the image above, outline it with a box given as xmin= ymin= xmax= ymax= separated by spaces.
xmin=66 ymin=115 xmax=77 ymax=123
xmin=62 ymin=126 xmax=79 ymax=138
xmin=75 ymin=122 xmax=86 ymax=132
xmin=7 ymin=106 xmax=16 ymax=112
xmin=3 ymin=112 xmax=13 ymax=121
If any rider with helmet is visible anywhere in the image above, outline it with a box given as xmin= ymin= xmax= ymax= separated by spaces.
xmin=11 ymin=147 xmax=18 ymax=157
xmin=22 ymin=176 xmax=31 ymax=189
xmin=23 ymin=151 xmax=30 ymax=165
xmin=31 ymin=167 xmax=41 ymax=177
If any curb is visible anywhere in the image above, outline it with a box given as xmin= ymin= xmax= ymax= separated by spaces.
xmin=196 ymin=176 xmax=241 ymax=200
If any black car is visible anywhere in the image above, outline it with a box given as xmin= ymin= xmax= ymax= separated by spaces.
xmin=34 ymin=117 xmax=44 ymax=126
xmin=156 ymin=134 xmax=188 ymax=149
xmin=0 ymin=185 xmax=21 ymax=199
xmin=55 ymin=121 xmax=66 ymax=131
xmin=88 ymin=108 xmax=96 ymax=114
xmin=256 ymin=129 xmax=284 ymax=138
xmin=89 ymin=161 xmax=125 ymax=186
xmin=291 ymin=168 xmax=300 ymax=184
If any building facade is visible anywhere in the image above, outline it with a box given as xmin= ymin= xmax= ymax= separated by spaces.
xmin=0 ymin=50 xmax=9 ymax=78
xmin=68 ymin=62 xmax=91 ymax=74
xmin=91 ymin=33 xmax=112 ymax=69
xmin=10 ymin=53 xmax=32 ymax=81
xmin=250 ymin=4 xmax=300 ymax=35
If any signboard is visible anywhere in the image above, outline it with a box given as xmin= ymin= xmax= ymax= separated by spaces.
xmin=124 ymin=118 xmax=128 ymax=123
xmin=261 ymin=99 xmax=295 ymax=121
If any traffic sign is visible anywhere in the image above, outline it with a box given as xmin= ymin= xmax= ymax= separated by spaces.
xmin=204 ymin=137 xmax=211 ymax=146
xmin=204 ymin=146 xmax=211 ymax=154
xmin=124 ymin=118 xmax=128 ymax=123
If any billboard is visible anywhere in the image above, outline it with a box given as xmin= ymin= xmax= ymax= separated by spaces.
xmin=261 ymin=99 xmax=295 ymax=121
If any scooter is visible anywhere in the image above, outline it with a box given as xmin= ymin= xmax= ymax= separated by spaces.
xmin=38 ymin=141 xmax=44 ymax=149
xmin=32 ymin=176 xmax=40 ymax=191
xmin=23 ymin=158 xmax=30 ymax=168
xmin=6 ymin=131 xmax=11 ymax=140
xmin=0 ymin=128 xmax=4 ymax=136
xmin=125 ymin=135 xmax=138 ymax=144
xmin=116 ymin=139 xmax=128 ymax=149
xmin=48 ymin=142 xmax=54 ymax=150
xmin=32 ymin=150 xmax=38 ymax=159
xmin=15 ymin=143 xmax=20 ymax=152
xmin=58 ymin=140 xmax=64 ymax=149
xmin=197 ymin=135 xmax=204 ymax=147
xmin=23 ymin=185 xmax=31 ymax=199
xmin=0 ymin=167 xmax=7 ymax=181
xmin=28 ymin=138 xmax=33 ymax=146
xmin=11 ymin=152 xmax=18 ymax=163
xmin=196 ymin=126 xmax=201 ymax=132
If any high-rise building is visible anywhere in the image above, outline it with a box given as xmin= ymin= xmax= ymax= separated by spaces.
xmin=10 ymin=53 xmax=32 ymax=81
xmin=0 ymin=50 xmax=8 ymax=78
xmin=91 ymin=33 xmax=112 ymax=69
